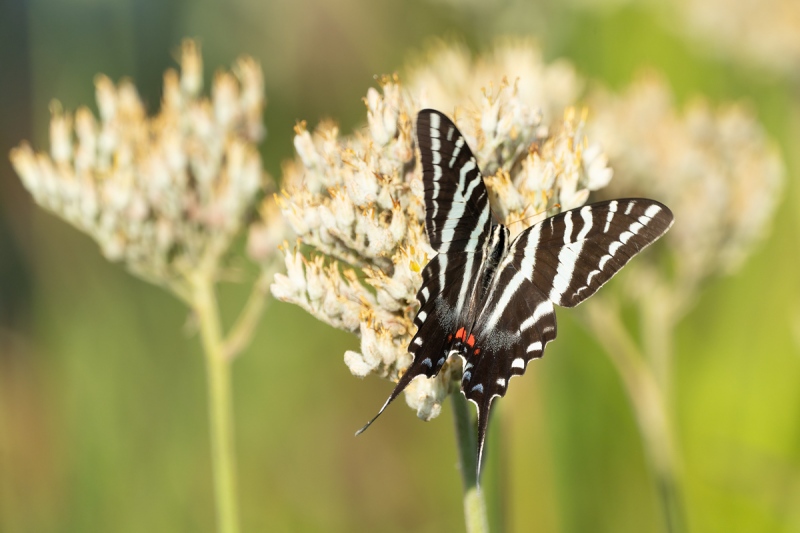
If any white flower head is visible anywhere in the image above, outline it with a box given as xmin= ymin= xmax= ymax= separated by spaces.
xmin=673 ymin=0 xmax=800 ymax=76
xmin=272 ymin=42 xmax=611 ymax=421
xmin=587 ymin=72 xmax=784 ymax=312
xmin=11 ymin=40 xmax=270 ymax=296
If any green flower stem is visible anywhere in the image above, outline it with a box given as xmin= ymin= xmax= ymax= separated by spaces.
xmin=452 ymin=391 xmax=490 ymax=533
xmin=223 ymin=267 xmax=276 ymax=361
xmin=585 ymin=301 xmax=687 ymax=533
xmin=640 ymin=288 xmax=675 ymax=392
xmin=191 ymin=274 xmax=241 ymax=533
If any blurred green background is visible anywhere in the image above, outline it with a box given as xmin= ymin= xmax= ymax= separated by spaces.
xmin=1 ymin=0 xmax=799 ymax=532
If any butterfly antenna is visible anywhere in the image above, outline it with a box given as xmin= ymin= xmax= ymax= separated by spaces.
xmin=505 ymin=203 xmax=561 ymax=229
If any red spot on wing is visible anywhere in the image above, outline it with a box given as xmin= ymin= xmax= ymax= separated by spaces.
xmin=474 ymin=348 xmax=481 ymax=356
xmin=455 ymin=327 xmax=466 ymax=341
xmin=466 ymin=334 xmax=475 ymax=347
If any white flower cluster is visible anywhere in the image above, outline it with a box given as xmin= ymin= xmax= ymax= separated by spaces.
xmin=407 ymin=39 xmax=582 ymax=127
xmin=553 ymin=0 xmax=800 ymax=76
xmin=673 ymin=0 xmax=800 ymax=76
xmin=11 ymin=40 xmax=268 ymax=295
xmin=587 ymin=73 xmax=784 ymax=308
xmin=407 ymin=41 xmax=610 ymax=234
xmin=271 ymin=42 xmax=612 ymax=421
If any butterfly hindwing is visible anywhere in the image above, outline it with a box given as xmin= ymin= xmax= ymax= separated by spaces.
xmin=461 ymin=224 xmax=558 ymax=472
xmin=409 ymin=252 xmax=478 ymax=374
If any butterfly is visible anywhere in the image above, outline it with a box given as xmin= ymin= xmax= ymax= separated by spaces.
xmin=357 ymin=109 xmax=674 ymax=478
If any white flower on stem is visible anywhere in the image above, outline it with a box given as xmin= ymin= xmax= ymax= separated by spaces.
xmin=10 ymin=39 xmax=272 ymax=297
xmin=271 ymin=41 xmax=612 ymax=420
xmin=672 ymin=0 xmax=800 ymax=76
xmin=586 ymin=72 xmax=784 ymax=312
xmin=407 ymin=38 xmax=582 ymax=126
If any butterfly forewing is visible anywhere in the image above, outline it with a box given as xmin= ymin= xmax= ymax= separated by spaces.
xmin=527 ymin=200 xmax=673 ymax=308
xmin=416 ymin=110 xmax=492 ymax=253
xmin=356 ymin=110 xmax=491 ymax=435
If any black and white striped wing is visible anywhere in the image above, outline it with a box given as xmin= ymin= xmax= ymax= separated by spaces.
xmin=462 ymin=273 xmax=557 ymax=472
xmin=356 ymin=109 xmax=491 ymax=434
xmin=355 ymin=253 xmax=479 ymax=434
xmin=357 ymin=107 xmax=675 ymax=483
xmin=528 ymin=199 xmax=674 ymax=308
xmin=461 ymin=199 xmax=674 ymax=471
xmin=416 ymin=109 xmax=492 ymax=253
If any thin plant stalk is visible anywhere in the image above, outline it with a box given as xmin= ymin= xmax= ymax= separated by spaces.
xmin=224 ymin=266 xmax=277 ymax=360
xmin=585 ymin=301 xmax=687 ymax=533
xmin=191 ymin=273 xmax=241 ymax=533
xmin=452 ymin=391 xmax=490 ymax=533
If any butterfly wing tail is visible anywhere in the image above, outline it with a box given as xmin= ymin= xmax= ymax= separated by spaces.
xmin=355 ymin=369 xmax=416 ymax=436
xmin=474 ymin=394 xmax=494 ymax=484
xmin=356 ymin=328 xmax=452 ymax=436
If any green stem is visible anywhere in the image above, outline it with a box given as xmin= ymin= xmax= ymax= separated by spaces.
xmin=223 ymin=267 xmax=275 ymax=361
xmin=191 ymin=274 xmax=241 ymax=533
xmin=641 ymin=293 xmax=674 ymax=392
xmin=585 ymin=301 xmax=687 ymax=533
xmin=452 ymin=392 xmax=490 ymax=533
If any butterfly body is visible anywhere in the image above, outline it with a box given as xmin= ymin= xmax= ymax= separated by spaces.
xmin=358 ymin=109 xmax=674 ymax=477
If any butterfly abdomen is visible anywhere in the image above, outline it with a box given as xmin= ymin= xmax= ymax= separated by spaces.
xmin=478 ymin=224 xmax=510 ymax=301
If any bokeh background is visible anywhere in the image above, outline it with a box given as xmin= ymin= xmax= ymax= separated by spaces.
xmin=1 ymin=0 xmax=799 ymax=532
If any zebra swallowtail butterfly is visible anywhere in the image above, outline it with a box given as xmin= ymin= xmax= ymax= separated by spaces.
xmin=357 ymin=109 xmax=674 ymax=477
